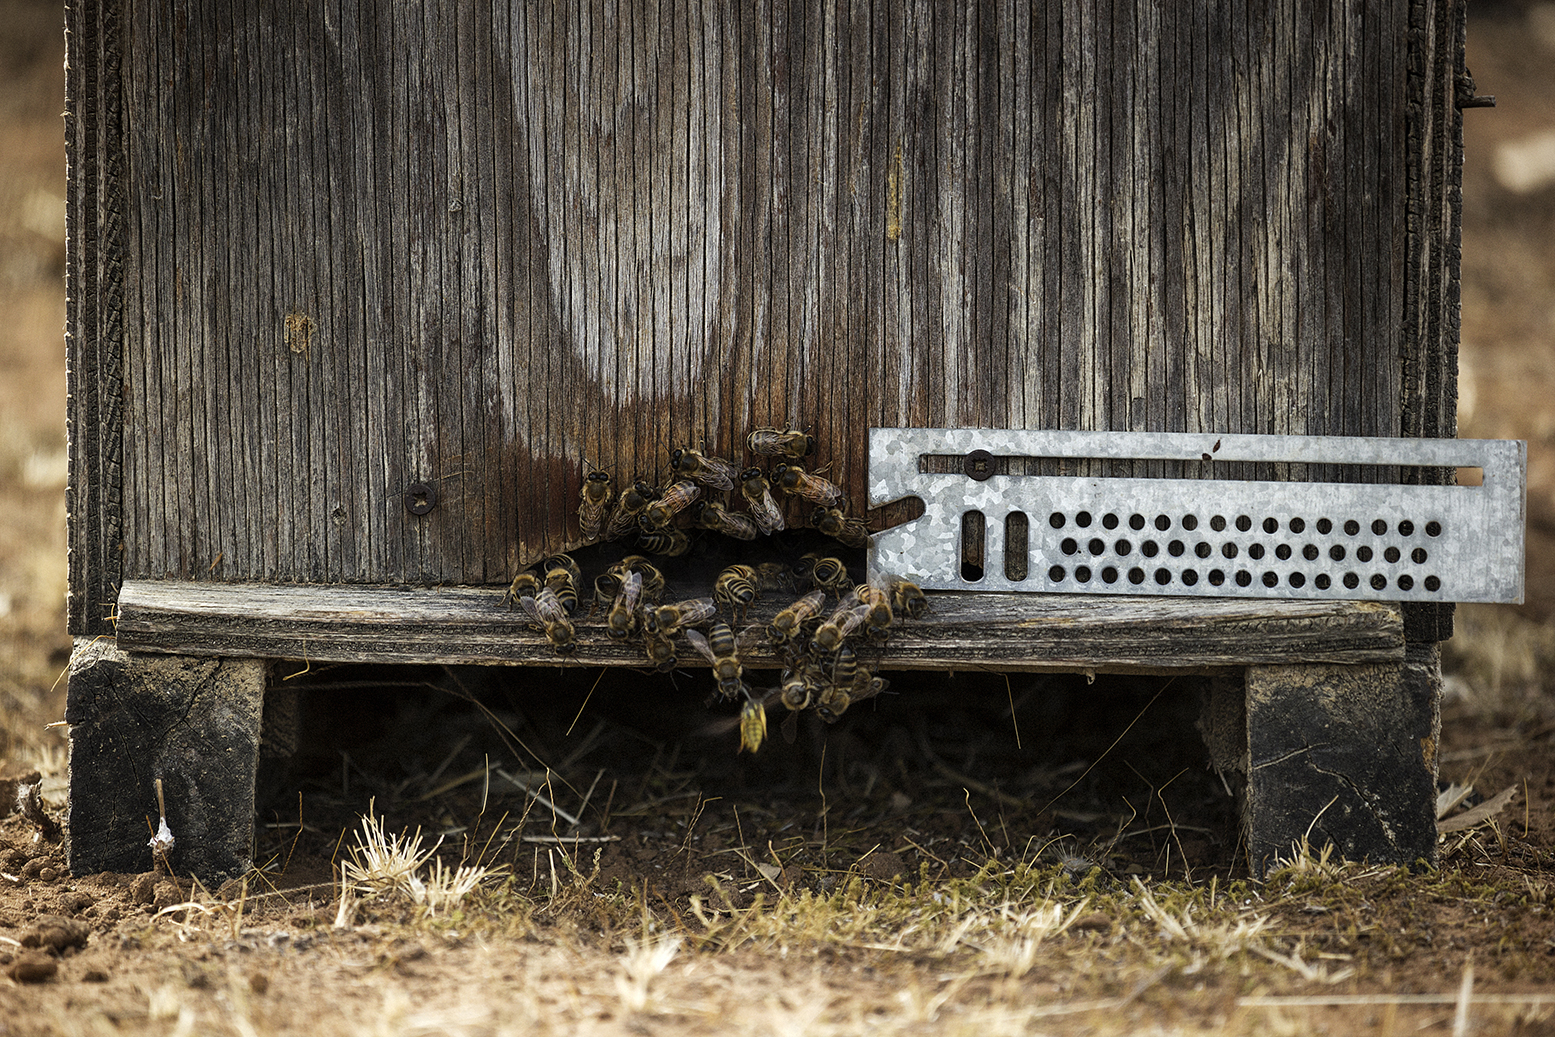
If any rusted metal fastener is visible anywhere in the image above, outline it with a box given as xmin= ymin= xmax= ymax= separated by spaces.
xmin=404 ymin=482 xmax=438 ymax=516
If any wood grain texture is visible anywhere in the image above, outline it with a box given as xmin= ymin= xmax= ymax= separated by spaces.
xmin=66 ymin=0 xmax=1468 ymax=626
xmin=114 ymin=579 xmax=1404 ymax=673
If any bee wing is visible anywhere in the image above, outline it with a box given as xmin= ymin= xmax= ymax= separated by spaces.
xmin=516 ymin=595 xmax=543 ymax=624
xmin=684 ymin=628 xmax=717 ymax=664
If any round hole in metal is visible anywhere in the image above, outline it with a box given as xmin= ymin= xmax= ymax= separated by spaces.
xmin=1384 ymin=546 xmax=1401 ymax=563
xmin=1101 ymin=566 xmax=1119 ymax=584
xmin=1129 ymin=513 xmax=1146 ymax=531
xmin=1208 ymin=569 xmax=1226 ymax=586
xmin=1195 ymin=542 xmax=1212 ymax=558
xmin=1102 ymin=513 xmax=1120 ymax=530
xmin=1049 ymin=512 xmax=1065 ymax=529
xmin=1061 ymin=537 xmax=1078 ymax=555
xmin=1344 ymin=519 xmax=1361 ymax=536
xmin=1210 ymin=515 xmax=1227 ymax=532
xmin=1372 ymin=519 xmax=1388 ymax=536
xmin=1142 ymin=541 xmax=1160 ymax=558
xmin=1398 ymin=520 xmax=1415 ymax=537
xmin=1397 ymin=574 xmax=1414 ymax=591
xmin=1316 ymin=518 xmax=1333 ymax=534
xmin=1235 ymin=570 xmax=1252 ymax=587
xmin=1329 ymin=545 xmax=1346 ymax=561
xmin=1075 ymin=566 xmax=1092 ymax=583
xmin=1290 ymin=517 xmax=1306 ymax=534
xmin=1357 ymin=546 xmax=1373 ymax=563
xmin=1289 ymin=572 xmax=1306 ymax=588
xmin=1076 ymin=511 xmax=1093 ymax=528
xmin=1412 ymin=547 xmax=1428 ymax=564
xmin=1222 ymin=543 xmax=1238 ymax=559
xmin=1154 ymin=568 xmax=1171 ymax=585
xmin=1235 ymin=515 xmax=1252 ymax=532
xmin=1115 ymin=539 xmax=1133 ymax=555
xmin=1263 ymin=517 xmax=1279 ymax=534
xmin=1168 ymin=540 xmax=1185 ymax=557
xmin=1425 ymin=520 xmax=1442 ymax=537
xmin=1182 ymin=515 xmax=1199 ymax=531
xmin=1261 ymin=571 xmax=1278 ymax=588
xmin=1424 ymin=575 xmax=1441 ymax=591
xmin=1343 ymin=572 xmax=1360 ymax=589
xmin=1128 ymin=567 xmax=1146 ymax=585
xmin=1249 ymin=544 xmax=1266 ymax=560
xmin=1275 ymin=544 xmax=1292 ymax=560
xmin=1155 ymin=514 xmax=1171 ymax=531
xmin=1088 ymin=538 xmax=1106 ymax=556
xmin=1303 ymin=544 xmax=1319 ymax=561
xmin=1370 ymin=573 xmax=1387 ymax=590
xmin=1048 ymin=566 xmax=1065 ymax=582
xmin=1315 ymin=573 xmax=1332 ymax=590
xmin=1182 ymin=569 xmax=1199 ymax=586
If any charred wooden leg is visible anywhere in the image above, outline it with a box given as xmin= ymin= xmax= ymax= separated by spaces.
xmin=1241 ymin=646 xmax=1441 ymax=876
xmin=65 ymin=638 xmax=265 ymax=882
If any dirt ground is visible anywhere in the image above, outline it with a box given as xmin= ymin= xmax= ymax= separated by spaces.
xmin=2 ymin=3 xmax=1555 ymax=1035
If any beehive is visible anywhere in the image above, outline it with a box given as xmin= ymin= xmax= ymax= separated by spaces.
xmin=64 ymin=0 xmax=1479 ymax=878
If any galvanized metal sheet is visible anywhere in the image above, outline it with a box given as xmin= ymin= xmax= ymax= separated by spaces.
xmin=867 ymin=429 xmax=1526 ymax=603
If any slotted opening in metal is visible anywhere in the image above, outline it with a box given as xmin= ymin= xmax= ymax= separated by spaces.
xmin=960 ymin=510 xmax=985 ymax=583
xmin=1004 ymin=511 xmax=1028 ymax=582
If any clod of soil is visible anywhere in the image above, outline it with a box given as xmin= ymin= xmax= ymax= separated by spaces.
xmin=7 ymin=950 xmax=57 ymax=983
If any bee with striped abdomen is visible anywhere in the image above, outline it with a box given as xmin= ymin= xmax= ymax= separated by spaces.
xmin=669 ymin=447 xmax=740 ymax=491
xmin=605 ymin=479 xmax=659 ymax=541
xmin=747 ymin=427 xmax=815 ymax=459
xmin=738 ymin=467 xmax=786 ymax=535
xmin=605 ymin=569 xmax=642 ymax=640
xmin=577 ymin=466 xmax=613 ymax=542
xmin=766 ymin=589 xmax=827 ymax=646
xmin=797 ymin=553 xmax=853 ymax=599
xmin=693 ymin=499 xmax=760 ymax=541
xmin=502 ymin=571 xmax=541 ymax=610
xmin=517 ymin=587 xmax=577 ymax=656
xmin=809 ymin=601 xmax=870 ymax=655
xmin=641 ymin=479 xmax=701 ymax=530
xmin=642 ymin=597 xmax=717 ymax=639
xmin=713 ymin=564 xmax=760 ymax=624
xmin=686 ymin=620 xmax=746 ymax=701
xmin=771 ymin=463 xmax=844 ymax=507
xmin=812 ymin=505 xmax=870 ymax=548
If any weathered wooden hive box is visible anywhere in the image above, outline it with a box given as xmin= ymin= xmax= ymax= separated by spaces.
xmin=64 ymin=0 xmax=1490 ymax=881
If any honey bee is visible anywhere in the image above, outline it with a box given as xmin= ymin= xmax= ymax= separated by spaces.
xmin=738 ymin=698 xmax=768 ymax=753
xmin=747 ymin=427 xmax=815 ymax=459
xmin=810 ymin=601 xmax=870 ymax=655
xmin=605 ymin=479 xmax=659 ymax=541
xmin=501 ymin=571 xmax=541 ymax=609
xmin=738 ymin=467 xmax=786 ymax=534
xmin=812 ymin=505 xmax=870 ymax=548
xmin=610 ymin=555 xmax=665 ymax=602
xmin=577 ymin=467 xmax=613 ymax=542
xmin=797 ymin=553 xmax=854 ymax=598
xmin=637 ymin=526 xmax=691 ymax=557
xmin=712 ymin=565 xmax=760 ymax=624
xmin=643 ymin=597 xmax=717 ymax=638
xmin=517 ymin=587 xmax=577 ymax=655
xmin=693 ymin=499 xmax=760 ymax=541
xmin=669 ymin=447 xmax=739 ymax=491
xmin=686 ymin=621 xmax=746 ymax=700
xmin=641 ymin=479 xmax=701 ymax=530
xmin=605 ymin=569 xmax=642 ymax=640
xmin=817 ymin=661 xmax=889 ymax=723
xmin=766 ymin=589 xmax=828 ymax=645
xmin=885 ymin=575 xmax=929 ymax=619
xmin=642 ymin=632 xmax=678 ymax=672
xmin=771 ymin=463 xmax=844 ymax=507
xmin=753 ymin=561 xmax=795 ymax=593
xmin=778 ymin=659 xmax=820 ymax=710
xmin=542 ymin=554 xmax=582 ymax=614
xmin=851 ymin=582 xmax=895 ymax=639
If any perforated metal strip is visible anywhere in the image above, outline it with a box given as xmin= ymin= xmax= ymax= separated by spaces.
xmin=867 ymin=429 xmax=1526 ymax=604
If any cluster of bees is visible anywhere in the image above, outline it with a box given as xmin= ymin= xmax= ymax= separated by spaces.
xmin=502 ymin=428 xmax=928 ymax=751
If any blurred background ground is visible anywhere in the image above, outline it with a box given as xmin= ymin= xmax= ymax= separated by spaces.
xmin=0 ymin=2 xmax=1553 ymax=1033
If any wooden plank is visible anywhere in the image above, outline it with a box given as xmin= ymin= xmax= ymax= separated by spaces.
xmin=114 ymin=579 xmax=1404 ymax=673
